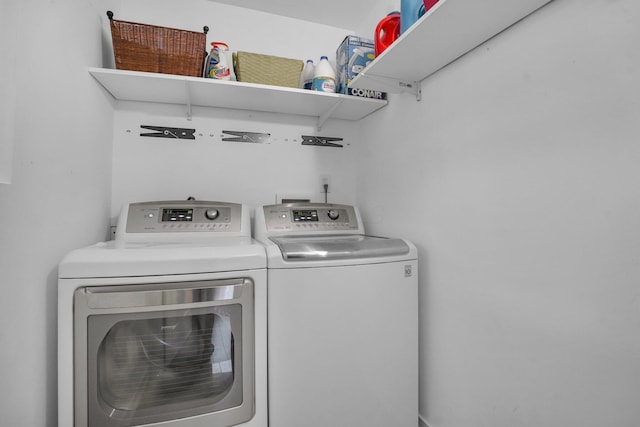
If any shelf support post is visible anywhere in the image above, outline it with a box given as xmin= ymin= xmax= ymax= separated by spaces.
xmin=317 ymin=99 xmax=344 ymax=131
xmin=184 ymin=80 xmax=193 ymax=121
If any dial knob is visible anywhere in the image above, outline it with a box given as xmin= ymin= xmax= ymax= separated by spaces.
xmin=327 ymin=209 xmax=340 ymax=220
xmin=205 ymin=208 xmax=219 ymax=220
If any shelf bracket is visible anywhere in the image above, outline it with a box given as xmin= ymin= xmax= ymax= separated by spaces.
xmin=355 ymin=73 xmax=422 ymax=101
xmin=317 ymin=99 xmax=344 ymax=131
xmin=301 ymin=135 xmax=343 ymax=148
xmin=184 ymin=80 xmax=193 ymax=121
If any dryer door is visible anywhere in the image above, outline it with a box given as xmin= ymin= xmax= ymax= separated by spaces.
xmin=73 ymin=279 xmax=254 ymax=427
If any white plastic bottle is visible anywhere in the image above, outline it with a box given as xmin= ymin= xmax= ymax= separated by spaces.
xmin=312 ymin=56 xmax=336 ymax=93
xmin=300 ymin=59 xmax=315 ymax=90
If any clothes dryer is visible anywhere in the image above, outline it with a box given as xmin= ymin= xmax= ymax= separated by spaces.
xmin=254 ymin=203 xmax=418 ymax=427
xmin=58 ymin=200 xmax=267 ymax=427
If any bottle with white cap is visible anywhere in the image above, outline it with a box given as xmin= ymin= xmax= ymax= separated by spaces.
xmin=300 ymin=59 xmax=315 ymax=90
xmin=311 ymin=56 xmax=336 ymax=93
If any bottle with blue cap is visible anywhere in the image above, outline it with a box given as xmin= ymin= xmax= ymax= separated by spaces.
xmin=312 ymin=56 xmax=336 ymax=93
xmin=300 ymin=59 xmax=315 ymax=90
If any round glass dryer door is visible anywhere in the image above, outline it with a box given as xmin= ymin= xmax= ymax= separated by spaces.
xmin=94 ymin=309 xmax=237 ymax=413
xmin=73 ymin=279 xmax=254 ymax=427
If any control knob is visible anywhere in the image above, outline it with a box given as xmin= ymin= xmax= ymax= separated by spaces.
xmin=327 ymin=209 xmax=340 ymax=220
xmin=205 ymin=209 xmax=220 ymax=220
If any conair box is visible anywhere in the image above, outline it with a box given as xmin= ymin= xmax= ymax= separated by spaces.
xmin=336 ymin=35 xmax=387 ymax=100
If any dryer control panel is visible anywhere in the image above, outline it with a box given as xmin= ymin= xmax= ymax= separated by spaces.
xmin=120 ymin=201 xmax=243 ymax=236
xmin=258 ymin=203 xmax=363 ymax=236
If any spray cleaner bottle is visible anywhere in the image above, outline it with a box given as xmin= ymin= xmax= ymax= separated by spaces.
xmin=312 ymin=56 xmax=336 ymax=93
xmin=204 ymin=42 xmax=231 ymax=80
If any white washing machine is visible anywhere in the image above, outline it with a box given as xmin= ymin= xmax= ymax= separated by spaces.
xmin=58 ymin=200 xmax=267 ymax=427
xmin=254 ymin=203 xmax=418 ymax=427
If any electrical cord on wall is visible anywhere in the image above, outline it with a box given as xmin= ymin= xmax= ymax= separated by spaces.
xmin=324 ymin=183 xmax=329 ymax=203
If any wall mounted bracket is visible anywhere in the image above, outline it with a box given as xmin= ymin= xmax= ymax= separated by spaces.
xmin=184 ymin=80 xmax=193 ymax=120
xmin=353 ymin=72 xmax=422 ymax=101
xmin=317 ymin=99 xmax=344 ymax=131
xmin=301 ymin=135 xmax=343 ymax=148
xmin=222 ymin=130 xmax=270 ymax=143
xmin=140 ymin=125 xmax=196 ymax=139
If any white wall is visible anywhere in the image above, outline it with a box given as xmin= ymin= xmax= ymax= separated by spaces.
xmin=0 ymin=0 xmax=116 ymax=425
xmin=5 ymin=0 xmax=639 ymax=426
xmin=0 ymin=0 xmax=17 ymax=183
xmin=109 ymin=0 xmax=359 ymax=218
xmin=111 ymin=105 xmax=359 ymax=219
xmin=356 ymin=0 xmax=640 ymax=425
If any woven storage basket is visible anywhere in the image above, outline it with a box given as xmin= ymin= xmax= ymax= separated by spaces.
xmin=107 ymin=11 xmax=208 ymax=77
xmin=232 ymin=51 xmax=303 ymax=88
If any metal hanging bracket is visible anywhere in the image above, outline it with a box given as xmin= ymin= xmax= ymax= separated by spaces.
xmin=184 ymin=80 xmax=193 ymax=120
xmin=140 ymin=125 xmax=196 ymax=139
xmin=301 ymin=135 xmax=344 ymax=148
xmin=221 ymin=130 xmax=271 ymax=143
xmin=354 ymin=72 xmax=422 ymax=101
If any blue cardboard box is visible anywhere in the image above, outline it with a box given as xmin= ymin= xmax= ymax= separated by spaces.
xmin=336 ymin=35 xmax=386 ymax=99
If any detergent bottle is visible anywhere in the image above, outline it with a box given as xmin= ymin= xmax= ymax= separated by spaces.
xmin=375 ymin=11 xmax=401 ymax=56
xmin=312 ymin=56 xmax=336 ymax=93
xmin=400 ymin=0 xmax=426 ymax=34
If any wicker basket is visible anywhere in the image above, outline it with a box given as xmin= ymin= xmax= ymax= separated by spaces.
xmin=107 ymin=11 xmax=208 ymax=77
xmin=232 ymin=51 xmax=303 ymax=88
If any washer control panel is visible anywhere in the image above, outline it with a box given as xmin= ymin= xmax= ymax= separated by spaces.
xmin=123 ymin=201 xmax=242 ymax=234
xmin=261 ymin=203 xmax=361 ymax=234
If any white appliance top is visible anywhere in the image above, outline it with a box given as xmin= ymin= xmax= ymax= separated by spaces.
xmin=254 ymin=203 xmax=416 ymax=268
xmin=59 ymin=200 xmax=265 ymax=279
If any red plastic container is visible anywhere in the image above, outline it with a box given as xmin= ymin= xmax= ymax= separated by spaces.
xmin=374 ymin=12 xmax=401 ymax=56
